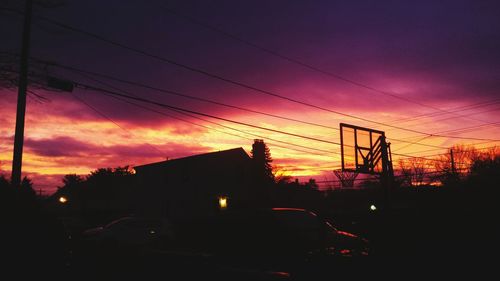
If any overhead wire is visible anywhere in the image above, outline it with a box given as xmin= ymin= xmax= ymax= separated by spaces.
xmin=72 ymin=72 xmax=340 ymax=157
xmin=16 ymin=11 xmax=498 ymax=142
xmin=3 ymin=50 xmax=495 ymax=150
xmin=48 ymin=59 xmax=456 ymax=149
xmin=389 ymin=98 xmax=500 ymax=125
xmin=72 ymin=79 xmax=476 ymax=166
xmin=74 ymin=81 xmax=342 ymax=146
xmin=149 ymin=3 xmax=499 ymax=127
xmin=71 ymin=93 xmax=169 ymax=157
xmin=2 ymin=7 xmax=498 ymax=184
xmin=387 ymin=105 xmax=500 ymax=134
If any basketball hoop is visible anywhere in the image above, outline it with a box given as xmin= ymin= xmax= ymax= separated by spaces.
xmin=334 ymin=169 xmax=359 ymax=188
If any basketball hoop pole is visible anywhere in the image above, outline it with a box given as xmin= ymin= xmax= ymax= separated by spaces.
xmin=380 ymin=136 xmax=391 ymax=211
xmin=339 ymin=123 xmax=393 ymax=208
xmin=340 ymin=125 xmax=345 ymax=171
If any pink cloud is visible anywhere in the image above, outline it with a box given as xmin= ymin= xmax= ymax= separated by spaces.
xmin=23 ymin=136 xmax=211 ymax=161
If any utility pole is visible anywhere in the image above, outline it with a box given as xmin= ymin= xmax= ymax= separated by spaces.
xmin=11 ymin=0 xmax=33 ymax=187
xmin=450 ymin=148 xmax=457 ymax=176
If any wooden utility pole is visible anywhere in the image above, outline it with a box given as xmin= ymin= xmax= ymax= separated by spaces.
xmin=450 ymin=148 xmax=456 ymax=173
xmin=11 ymin=0 xmax=33 ymax=187
xmin=450 ymin=148 xmax=457 ymax=176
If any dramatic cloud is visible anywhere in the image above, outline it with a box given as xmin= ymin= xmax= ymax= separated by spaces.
xmin=1 ymin=0 xmax=499 ymax=193
xmin=24 ymin=135 xmax=211 ymax=163
xmin=25 ymin=136 xmax=94 ymax=157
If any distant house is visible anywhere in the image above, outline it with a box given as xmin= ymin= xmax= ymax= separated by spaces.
xmin=134 ymin=148 xmax=268 ymax=220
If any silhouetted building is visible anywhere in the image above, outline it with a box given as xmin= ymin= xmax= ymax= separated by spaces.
xmin=134 ymin=148 xmax=268 ymax=220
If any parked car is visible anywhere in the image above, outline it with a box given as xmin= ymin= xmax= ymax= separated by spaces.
xmin=73 ymin=209 xmax=369 ymax=279
xmin=82 ymin=216 xmax=175 ymax=248
xmin=70 ymin=216 xmax=176 ymax=275
xmin=165 ymin=208 xmax=370 ymax=279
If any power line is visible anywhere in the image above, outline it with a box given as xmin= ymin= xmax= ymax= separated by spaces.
xmin=48 ymin=59 xmax=340 ymax=131
xmin=316 ymin=168 xmax=470 ymax=184
xmin=47 ymin=60 xmax=457 ymax=149
xmin=2 ymin=53 xmax=496 ymax=149
xmin=151 ymin=4 xmax=499 ymax=127
xmin=71 ymin=93 xmax=168 ymax=157
xmin=392 ymin=136 xmax=432 ymax=152
xmin=391 ymin=152 xmax=458 ymax=164
xmin=388 ymin=136 xmax=447 ymax=149
xmin=24 ymin=64 xmax=500 ymax=160
xmin=400 ymin=144 xmax=500 ymax=160
xmin=389 ymin=98 xmax=500 ymax=125
xmin=105 ymin=96 xmax=336 ymax=158
xmin=389 ymin=105 xmax=500 ymax=132
xmin=437 ymin=121 xmax=500 ymax=135
xmin=73 ymin=74 xmax=339 ymax=157
xmin=390 ymin=114 xmax=500 ymax=152
xmin=170 ymin=109 xmax=339 ymax=155
xmin=73 ymin=79 xmax=480 ymax=166
xmin=54 ymin=61 xmax=450 ymax=149
xmin=2 ymin=51 xmax=343 ymax=132
xmin=75 ymin=82 xmax=342 ymax=146
xmin=393 ymin=151 xmax=477 ymax=166
xmin=8 ymin=9 xmax=497 ymax=164
xmin=390 ymin=142 xmax=499 ymax=160
xmin=21 ymin=12 xmax=500 ymax=141
xmin=397 ymin=120 xmax=500 ymax=143
xmin=23 ymin=57 xmax=456 ymax=149
xmin=3 ymin=51 xmax=494 ymax=149
xmin=17 ymin=61 xmax=343 ymax=159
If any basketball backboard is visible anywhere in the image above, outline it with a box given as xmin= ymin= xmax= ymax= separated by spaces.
xmin=340 ymin=123 xmax=386 ymax=174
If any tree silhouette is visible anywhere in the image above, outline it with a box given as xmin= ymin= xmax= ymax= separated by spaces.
xmin=274 ymin=166 xmax=293 ymax=187
xmin=304 ymin=178 xmax=319 ymax=190
xmin=51 ymin=166 xmax=137 ymax=226
xmin=83 ymin=166 xmax=134 ymax=200
xmin=54 ymin=174 xmax=85 ymax=205
xmin=0 ymin=175 xmax=9 ymax=189
xmin=398 ymin=158 xmax=427 ymax=187
xmin=62 ymin=174 xmax=84 ymax=187
xmin=434 ymin=145 xmax=476 ymax=186
xmin=466 ymin=148 xmax=499 ymax=191
xmin=20 ymin=176 xmax=37 ymax=201
xmin=251 ymin=139 xmax=275 ymax=184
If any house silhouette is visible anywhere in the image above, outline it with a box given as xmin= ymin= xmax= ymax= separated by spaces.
xmin=134 ymin=148 xmax=268 ymax=220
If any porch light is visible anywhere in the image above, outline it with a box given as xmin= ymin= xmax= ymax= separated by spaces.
xmin=218 ymin=196 xmax=228 ymax=210
xmin=59 ymin=196 xmax=68 ymax=204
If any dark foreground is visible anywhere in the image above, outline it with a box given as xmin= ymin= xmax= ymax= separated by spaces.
xmin=2 ymin=189 xmax=498 ymax=280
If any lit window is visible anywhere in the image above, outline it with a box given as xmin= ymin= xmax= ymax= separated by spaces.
xmin=218 ymin=196 xmax=228 ymax=210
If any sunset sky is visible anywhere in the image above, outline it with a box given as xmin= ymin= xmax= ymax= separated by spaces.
xmin=1 ymin=0 xmax=499 ymax=194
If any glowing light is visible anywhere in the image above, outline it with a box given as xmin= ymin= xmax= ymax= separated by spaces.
xmin=59 ymin=196 xmax=68 ymax=204
xmin=218 ymin=196 xmax=228 ymax=210
xmin=370 ymin=204 xmax=377 ymax=211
